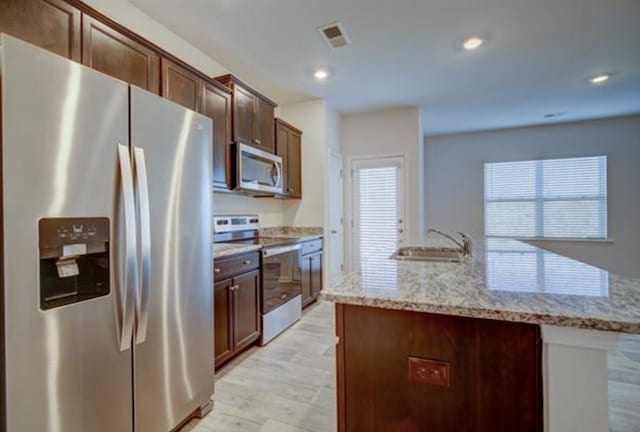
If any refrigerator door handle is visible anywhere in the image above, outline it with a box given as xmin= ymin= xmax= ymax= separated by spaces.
xmin=133 ymin=146 xmax=151 ymax=344
xmin=117 ymin=143 xmax=138 ymax=352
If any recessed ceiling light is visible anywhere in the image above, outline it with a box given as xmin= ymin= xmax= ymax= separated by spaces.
xmin=314 ymin=69 xmax=329 ymax=80
xmin=462 ymin=37 xmax=484 ymax=51
xmin=590 ymin=73 xmax=610 ymax=84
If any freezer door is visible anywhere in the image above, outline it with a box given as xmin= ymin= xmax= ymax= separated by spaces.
xmin=1 ymin=35 xmax=134 ymax=431
xmin=130 ymin=87 xmax=213 ymax=432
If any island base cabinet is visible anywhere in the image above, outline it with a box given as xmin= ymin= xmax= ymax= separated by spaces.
xmin=335 ymin=304 xmax=542 ymax=432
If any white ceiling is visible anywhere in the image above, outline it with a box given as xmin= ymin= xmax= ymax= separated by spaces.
xmin=131 ymin=0 xmax=640 ymax=136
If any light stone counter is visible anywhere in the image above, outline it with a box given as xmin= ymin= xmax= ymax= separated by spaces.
xmin=323 ymin=238 xmax=640 ymax=334
xmin=213 ymin=243 xmax=261 ymax=259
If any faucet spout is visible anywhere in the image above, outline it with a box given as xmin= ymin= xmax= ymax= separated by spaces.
xmin=427 ymin=229 xmax=473 ymax=256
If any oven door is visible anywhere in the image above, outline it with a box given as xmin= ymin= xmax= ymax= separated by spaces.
xmin=261 ymin=244 xmax=301 ymax=313
xmin=237 ymin=143 xmax=283 ymax=194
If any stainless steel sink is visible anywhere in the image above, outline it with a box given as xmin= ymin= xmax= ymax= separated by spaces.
xmin=390 ymin=247 xmax=461 ymax=263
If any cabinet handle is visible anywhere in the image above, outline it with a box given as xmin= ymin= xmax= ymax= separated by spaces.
xmin=255 ymin=139 xmax=262 ymax=144
xmin=243 ymin=260 xmax=252 ymax=265
xmin=230 ymin=285 xmax=239 ymax=292
xmin=281 ymin=294 xmax=287 ymax=299
xmin=288 ymin=188 xmax=294 ymax=192
xmin=214 ymin=268 xmax=221 ymax=274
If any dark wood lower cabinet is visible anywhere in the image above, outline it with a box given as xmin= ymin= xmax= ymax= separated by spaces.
xmin=213 ymin=279 xmax=234 ymax=366
xmin=336 ymin=304 xmax=542 ymax=432
xmin=232 ymin=270 xmax=261 ymax=349
xmin=301 ymin=248 xmax=323 ymax=308
xmin=213 ymin=252 xmax=261 ymax=369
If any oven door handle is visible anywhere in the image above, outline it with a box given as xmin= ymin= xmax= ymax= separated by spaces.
xmin=262 ymin=244 xmax=301 ymax=257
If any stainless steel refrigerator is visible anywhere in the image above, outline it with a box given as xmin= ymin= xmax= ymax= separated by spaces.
xmin=0 ymin=34 xmax=213 ymax=432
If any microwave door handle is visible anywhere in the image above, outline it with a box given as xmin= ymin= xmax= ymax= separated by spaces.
xmin=133 ymin=147 xmax=151 ymax=345
xmin=116 ymin=144 xmax=138 ymax=352
xmin=274 ymin=160 xmax=282 ymax=189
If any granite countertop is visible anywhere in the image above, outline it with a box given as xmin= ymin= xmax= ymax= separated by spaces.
xmin=213 ymin=243 xmax=262 ymax=259
xmin=213 ymin=226 xmax=324 ymax=259
xmin=322 ymin=237 xmax=640 ymax=334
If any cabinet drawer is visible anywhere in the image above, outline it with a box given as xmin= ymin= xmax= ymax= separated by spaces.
xmin=214 ymin=251 xmax=259 ymax=281
xmin=300 ymin=239 xmax=322 ymax=256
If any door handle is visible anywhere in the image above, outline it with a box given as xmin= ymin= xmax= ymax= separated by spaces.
xmin=116 ymin=144 xmax=138 ymax=352
xmin=133 ymin=147 xmax=151 ymax=345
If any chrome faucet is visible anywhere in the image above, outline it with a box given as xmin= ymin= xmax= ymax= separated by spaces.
xmin=427 ymin=229 xmax=473 ymax=256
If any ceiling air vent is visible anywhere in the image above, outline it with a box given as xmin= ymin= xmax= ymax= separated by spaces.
xmin=318 ymin=22 xmax=350 ymax=49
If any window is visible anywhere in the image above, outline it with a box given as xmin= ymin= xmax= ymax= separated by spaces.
xmin=484 ymin=156 xmax=607 ymax=239
xmin=351 ymin=157 xmax=405 ymax=279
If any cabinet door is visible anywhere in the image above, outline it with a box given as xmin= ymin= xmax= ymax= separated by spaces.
xmin=201 ymin=81 xmax=233 ymax=190
xmin=233 ymin=85 xmax=255 ymax=145
xmin=214 ymin=278 xmax=234 ymax=368
xmin=287 ymin=130 xmax=302 ymax=198
xmin=310 ymin=252 xmax=323 ymax=298
xmin=255 ymin=97 xmax=275 ymax=153
xmin=300 ymin=254 xmax=314 ymax=308
xmin=82 ymin=16 xmax=159 ymax=92
xmin=0 ymin=0 xmax=81 ymax=61
xmin=276 ymin=122 xmax=290 ymax=196
xmin=161 ymin=58 xmax=200 ymax=111
xmin=233 ymin=270 xmax=261 ymax=350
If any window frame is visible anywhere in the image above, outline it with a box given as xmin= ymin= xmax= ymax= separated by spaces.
xmin=483 ymin=155 xmax=609 ymax=241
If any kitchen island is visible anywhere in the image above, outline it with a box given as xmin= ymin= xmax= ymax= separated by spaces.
xmin=322 ymin=238 xmax=640 ymax=432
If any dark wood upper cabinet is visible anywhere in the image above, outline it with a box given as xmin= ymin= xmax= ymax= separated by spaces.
xmin=161 ymin=57 xmax=200 ymax=111
xmin=0 ymin=0 xmax=81 ymax=61
xmin=215 ymin=74 xmax=277 ymax=154
xmin=233 ymin=85 xmax=256 ymax=146
xmin=255 ymin=97 xmax=275 ymax=153
xmin=275 ymin=119 xmax=303 ymax=199
xmin=82 ymin=16 xmax=159 ymax=93
xmin=200 ymin=81 xmax=233 ymax=190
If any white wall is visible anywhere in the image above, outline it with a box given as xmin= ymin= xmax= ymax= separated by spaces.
xmin=342 ymin=107 xmax=423 ymax=268
xmin=425 ymin=115 xmax=640 ymax=277
xmin=278 ymin=100 xmax=327 ymax=228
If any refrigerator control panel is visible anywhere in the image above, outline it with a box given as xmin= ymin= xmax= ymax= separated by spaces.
xmin=39 ymin=217 xmax=110 ymax=310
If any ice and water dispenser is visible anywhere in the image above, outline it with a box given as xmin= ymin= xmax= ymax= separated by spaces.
xmin=38 ymin=218 xmax=110 ymax=310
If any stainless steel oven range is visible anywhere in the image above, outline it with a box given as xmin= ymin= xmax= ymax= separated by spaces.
xmin=213 ymin=215 xmax=302 ymax=345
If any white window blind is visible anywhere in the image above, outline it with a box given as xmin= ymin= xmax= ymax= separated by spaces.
xmin=484 ymin=156 xmax=607 ymax=239
xmin=356 ymin=165 xmax=399 ymax=270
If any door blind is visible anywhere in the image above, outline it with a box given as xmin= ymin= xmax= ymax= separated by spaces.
xmin=356 ymin=165 xmax=399 ymax=267
xmin=484 ymin=156 xmax=607 ymax=239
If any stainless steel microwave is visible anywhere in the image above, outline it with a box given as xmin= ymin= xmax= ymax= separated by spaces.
xmin=236 ymin=143 xmax=283 ymax=194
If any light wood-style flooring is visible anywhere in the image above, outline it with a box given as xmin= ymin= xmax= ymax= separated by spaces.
xmin=182 ymin=300 xmax=639 ymax=432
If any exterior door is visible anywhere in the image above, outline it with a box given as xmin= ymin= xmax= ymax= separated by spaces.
xmin=130 ymin=87 xmax=213 ymax=432
xmin=328 ymin=151 xmax=344 ymax=279
xmin=1 ymin=35 xmax=133 ymax=432
xmin=351 ymin=156 xmax=405 ymax=270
